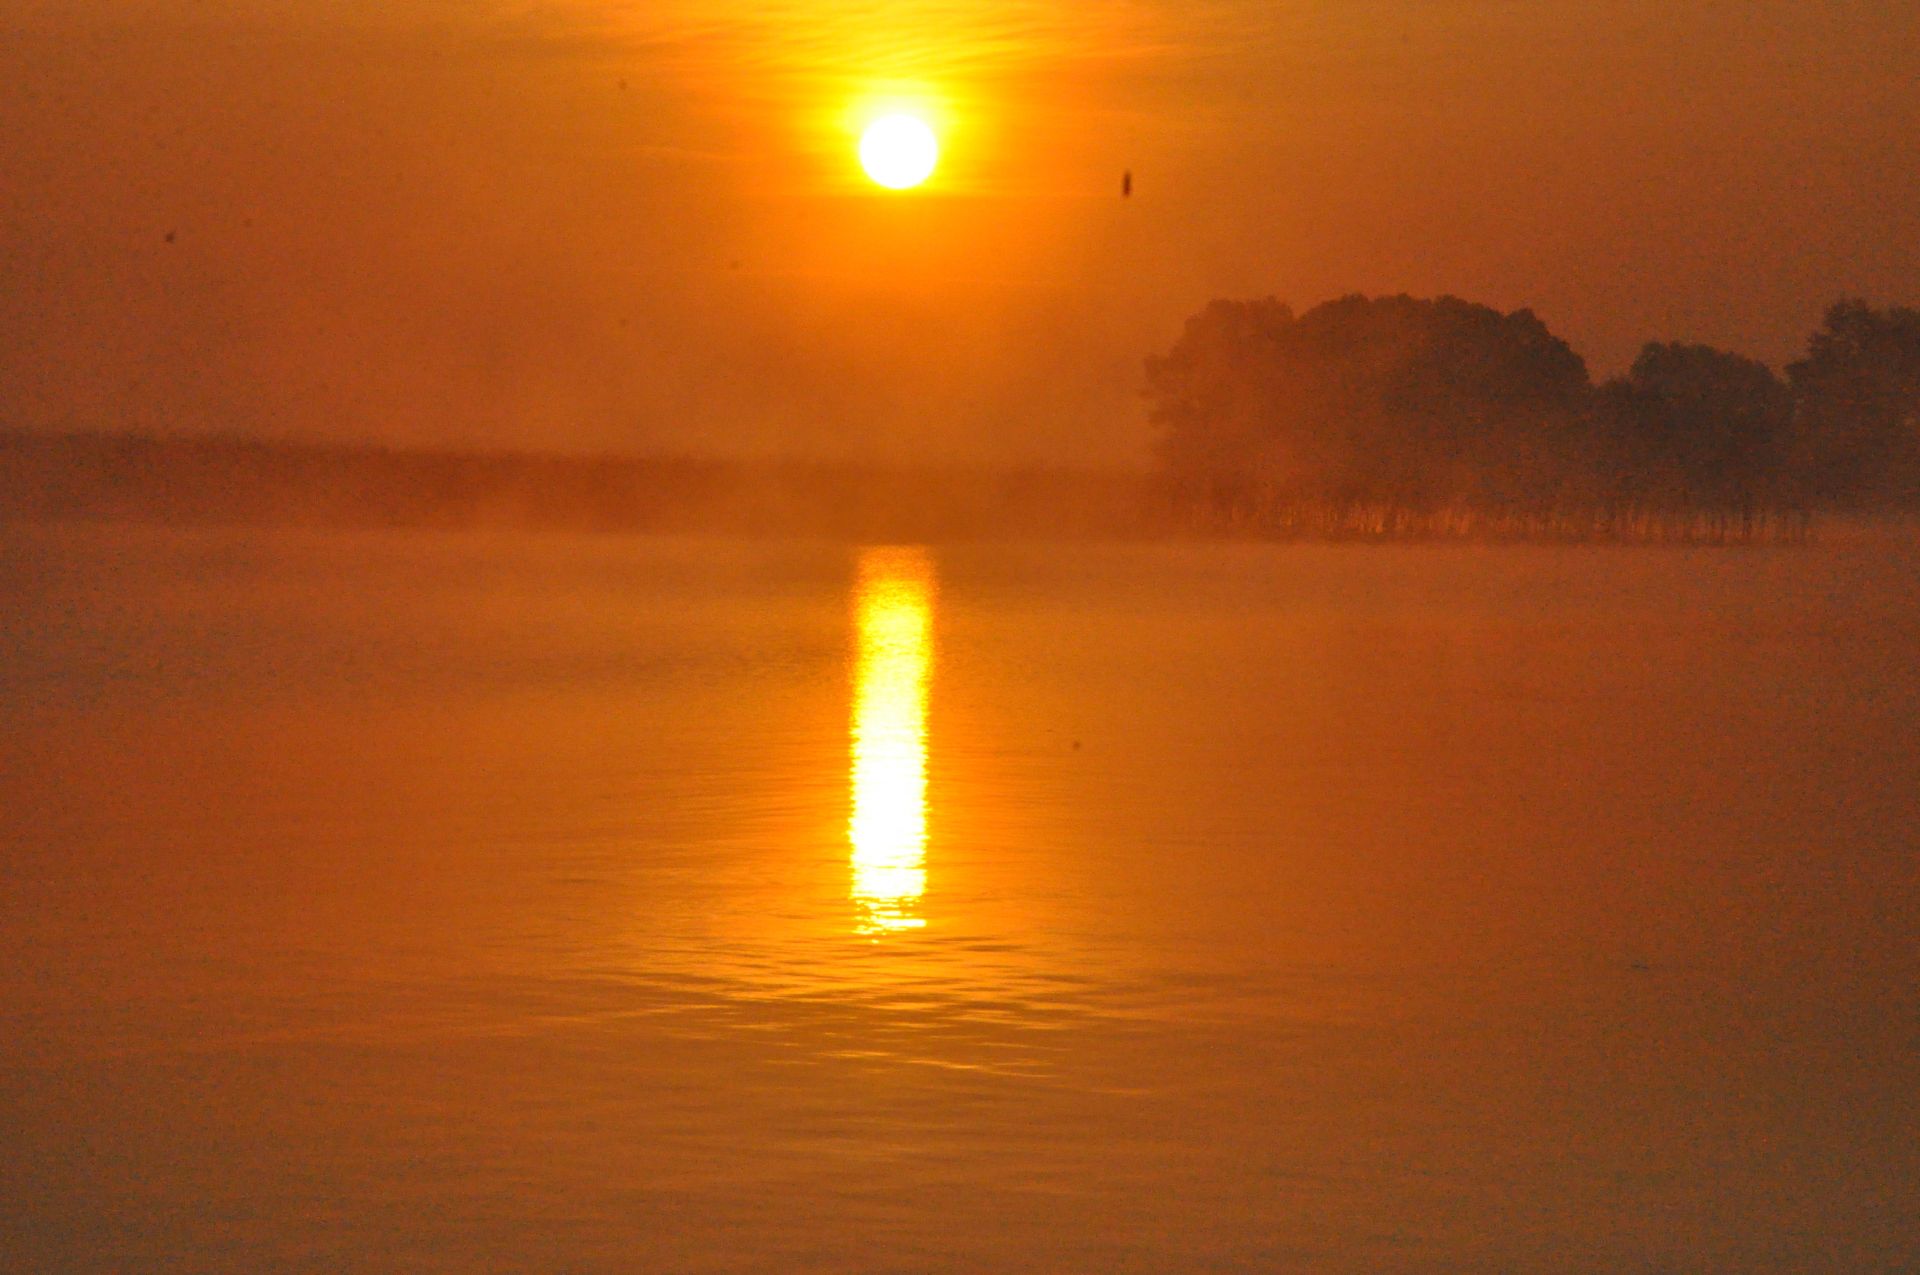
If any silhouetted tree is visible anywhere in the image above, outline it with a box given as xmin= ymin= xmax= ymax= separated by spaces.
xmin=1593 ymin=343 xmax=1793 ymax=510
xmin=1144 ymin=294 xmax=1591 ymax=520
xmin=1787 ymin=300 xmax=1920 ymax=502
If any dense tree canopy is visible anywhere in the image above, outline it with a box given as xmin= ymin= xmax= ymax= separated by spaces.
xmin=1594 ymin=343 xmax=1792 ymax=507
xmin=1145 ymin=295 xmax=1591 ymax=511
xmin=1145 ymin=293 xmax=1918 ymax=531
xmin=1787 ymin=301 xmax=1920 ymax=501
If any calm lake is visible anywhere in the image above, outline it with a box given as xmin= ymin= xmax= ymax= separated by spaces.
xmin=3 ymin=524 xmax=1917 ymax=1272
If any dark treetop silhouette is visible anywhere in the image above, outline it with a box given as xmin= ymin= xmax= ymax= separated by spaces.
xmin=1146 ymin=294 xmax=1591 ymax=515
xmin=1145 ymin=293 xmax=1919 ymax=538
xmin=1593 ymin=343 xmax=1794 ymax=512
xmin=1787 ymin=301 xmax=1920 ymax=503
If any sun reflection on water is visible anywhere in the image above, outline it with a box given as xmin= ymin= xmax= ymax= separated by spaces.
xmin=850 ymin=546 xmax=935 ymax=935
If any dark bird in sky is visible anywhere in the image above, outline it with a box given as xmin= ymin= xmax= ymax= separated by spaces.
xmin=1122 ymin=171 xmax=1132 ymax=198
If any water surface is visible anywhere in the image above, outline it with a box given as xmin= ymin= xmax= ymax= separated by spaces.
xmin=3 ymin=525 xmax=1917 ymax=1271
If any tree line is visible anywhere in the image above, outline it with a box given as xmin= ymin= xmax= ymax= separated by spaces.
xmin=1144 ymin=295 xmax=1920 ymax=538
xmin=0 ymin=430 xmax=1145 ymax=541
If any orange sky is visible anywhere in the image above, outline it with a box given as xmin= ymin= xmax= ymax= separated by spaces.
xmin=2 ymin=0 xmax=1915 ymax=465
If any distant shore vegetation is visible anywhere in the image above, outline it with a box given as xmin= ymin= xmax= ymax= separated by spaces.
xmin=3 ymin=296 xmax=1914 ymax=543
xmin=1146 ymin=296 xmax=1920 ymax=540
xmin=0 ymin=431 xmax=1146 ymax=542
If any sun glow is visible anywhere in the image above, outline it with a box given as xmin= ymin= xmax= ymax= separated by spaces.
xmin=849 ymin=546 xmax=935 ymax=934
xmin=858 ymin=113 xmax=939 ymax=190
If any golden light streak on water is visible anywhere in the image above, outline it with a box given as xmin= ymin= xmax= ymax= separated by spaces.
xmin=849 ymin=546 xmax=935 ymax=935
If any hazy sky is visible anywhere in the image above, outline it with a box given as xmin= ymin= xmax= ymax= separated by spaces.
xmin=2 ymin=0 xmax=1915 ymax=464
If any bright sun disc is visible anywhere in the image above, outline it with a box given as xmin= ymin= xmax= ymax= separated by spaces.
xmin=859 ymin=114 xmax=938 ymax=190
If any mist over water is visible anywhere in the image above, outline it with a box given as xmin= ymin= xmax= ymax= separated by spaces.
xmin=3 ymin=524 xmax=1918 ymax=1270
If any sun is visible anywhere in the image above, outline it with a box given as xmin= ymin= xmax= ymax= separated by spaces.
xmin=858 ymin=114 xmax=939 ymax=190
